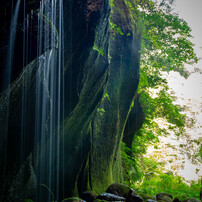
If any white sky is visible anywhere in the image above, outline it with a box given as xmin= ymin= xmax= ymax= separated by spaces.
xmin=174 ymin=0 xmax=202 ymax=58
xmin=170 ymin=0 xmax=202 ymax=107
xmin=166 ymin=0 xmax=202 ymax=180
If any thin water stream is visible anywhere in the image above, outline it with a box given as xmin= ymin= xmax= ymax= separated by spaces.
xmin=33 ymin=0 xmax=65 ymax=200
xmin=3 ymin=0 xmax=65 ymax=200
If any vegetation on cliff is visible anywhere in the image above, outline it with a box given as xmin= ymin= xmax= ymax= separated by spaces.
xmin=121 ymin=0 xmax=200 ymax=199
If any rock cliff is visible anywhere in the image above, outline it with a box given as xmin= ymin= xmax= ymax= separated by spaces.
xmin=0 ymin=0 xmax=142 ymax=200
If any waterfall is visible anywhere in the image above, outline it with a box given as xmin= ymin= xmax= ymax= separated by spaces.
xmin=4 ymin=0 xmax=21 ymax=90
xmin=1 ymin=0 xmax=21 ymax=182
xmin=33 ymin=0 xmax=65 ymax=200
xmin=0 ymin=0 xmax=65 ymax=200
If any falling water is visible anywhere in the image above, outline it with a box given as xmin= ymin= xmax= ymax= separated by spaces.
xmin=4 ymin=0 xmax=21 ymax=90
xmin=33 ymin=0 xmax=65 ymax=200
xmin=1 ymin=0 xmax=65 ymax=200
xmin=1 ymin=0 xmax=21 ymax=183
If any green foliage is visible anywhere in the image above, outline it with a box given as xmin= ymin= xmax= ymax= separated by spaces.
xmin=121 ymin=0 xmax=200 ymax=199
xmin=109 ymin=0 xmax=114 ymax=8
xmin=133 ymin=0 xmax=197 ymax=161
xmin=109 ymin=22 xmax=124 ymax=36
xmin=135 ymin=173 xmax=201 ymax=199
xmin=102 ymin=91 xmax=111 ymax=101
xmin=93 ymin=45 xmax=104 ymax=56
xmin=121 ymin=142 xmax=139 ymax=185
xmin=97 ymin=108 xmax=106 ymax=116
xmin=121 ymin=143 xmax=201 ymax=199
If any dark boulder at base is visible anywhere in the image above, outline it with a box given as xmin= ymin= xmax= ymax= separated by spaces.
xmin=126 ymin=189 xmax=143 ymax=202
xmin=97 ymin=193 xmax=125 ymax=201
xmin=106 ymin=183 xmax=131 ymax=197
xmin=173 ymin=197 xmax=180 ymax=202
xmin=62 ymin=197 xmax=86 ymax=202
xmin=140 ymin=193 xmax=156 ymax=201
xmin=156 ymin=193 xmax=173 ymax=201
xmin=183 ymin=198 xmax=200 ymax=202
xmin=81 ymin=191 xmax=97 ymax=202
xmin=147 ymin=200 xmax=157 ymax=202
xmin=158 ymin=196 xmax=172 ymax=202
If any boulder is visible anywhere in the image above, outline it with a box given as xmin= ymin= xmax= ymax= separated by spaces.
xmin=81 ymin=191 xmax=97 ymax=202
xmin=126 ymin=189 xmax=143 ymax=202
xmin=106 ymin=183 xmax=131 ymax=197
xmin=97 ymin=193 xmax=125 ymax=201
xmin=158 ymin=196 xmax=172 ymax=202
xmin=62 ymin=197 xmax=86 ymax=202
xmin=140 ymin=193 xmax=156 ymax=201
xmin=173 ymin=197 xmax=180 ymax=202
xmin=183 ymin=198 xmax=200 ymax=202
xmin=156 ymin=193 xmax=173 ymax=201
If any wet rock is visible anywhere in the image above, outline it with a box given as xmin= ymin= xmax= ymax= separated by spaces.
xmin=126 ymin=189 xmax=143 ymax=202
xmin=140 ymin=193 xmax=156 ymax=201
xmin=62 ymin=197 xmax=86 ymax=202
xmin=81 ymin=191 xmax=97 ymax=202
xmin=156 ymin=193 xmax=173 ymax=201
xmin=97 ymin=193 xmax=125 ymax=201
xmin=106 ymin=183 xmax=131 ymax=197
xmin=158 ymin=196 xmax=172 ymax=202
xmin=147 ymin=200 xmax=157 ymax=202
xmin=183 ymin=198 xmax=200 ymax=202
xmin=173 ymin=197 xmax=180 ymax=202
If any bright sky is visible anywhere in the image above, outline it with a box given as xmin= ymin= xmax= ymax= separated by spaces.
xmin=170 ymin=0 xmax=202 ymax=107
xmin=167 ymin=0 xmax=202 ymax=180
xmin=174 ymin=0 xmax=202 ymax=58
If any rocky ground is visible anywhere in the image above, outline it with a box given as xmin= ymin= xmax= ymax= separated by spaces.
xmin=61 ymin=183 xmax=201 ymax=202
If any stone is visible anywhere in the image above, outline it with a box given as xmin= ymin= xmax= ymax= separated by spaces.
xmin=156 ymin=193 xmax=173 ymax=201
xmin=81 ymin=191 xmax=97 ymax=202
xmin=173 ymin=197 xmax=180 ymax=202
xmin=158 ymin=196 xmax=172 ymax=202
xmin=140 ymin=193 xmax=156 ymax=201
xmin=97 ymin=193 xmax=125 ymax=201
xmin=126 ymin=189 xmax=143 ymax=202
xmin=183 ymin=198 xmax=200 ymax=202
xmin=106 ymin=183 xmax=131 ymax=197
xmin=62 ymin=197 xmax=86 ymax=202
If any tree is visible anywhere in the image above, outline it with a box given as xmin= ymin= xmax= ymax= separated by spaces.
xmin=122 ymin=0 xmax=198 ymax=183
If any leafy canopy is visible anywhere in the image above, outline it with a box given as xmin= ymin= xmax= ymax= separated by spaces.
xmin=121 ymin=0 xmax=199 ymax=197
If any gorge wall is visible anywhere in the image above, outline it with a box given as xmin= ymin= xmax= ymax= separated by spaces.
xmin=0 ymin=0 xmax=143 ymax=201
